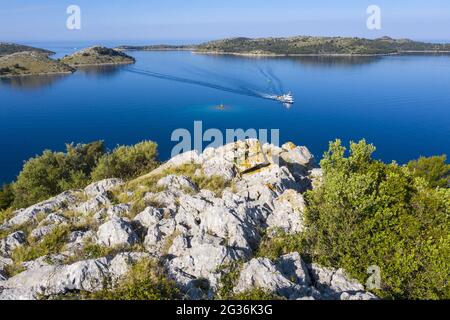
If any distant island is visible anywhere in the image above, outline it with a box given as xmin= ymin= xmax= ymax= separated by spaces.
xmin=0 ymin=45 xmax=135 ymax=78
xmin=0 ymin=52 xmax=75 ymax=77
xmin=60 ymin=46 xmax=136 ymax=67
xmin=0 ymin=43 xmax=54 ymax=57
xmin=117 ymin=36 xmax=450 ymax=56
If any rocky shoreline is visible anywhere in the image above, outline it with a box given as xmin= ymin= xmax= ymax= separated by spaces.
xmin=0 ymin=140 xmax=377 ymax=300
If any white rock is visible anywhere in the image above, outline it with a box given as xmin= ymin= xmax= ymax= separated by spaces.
xmin=0 ymin=256 xmax=13 ymax=280
xmin=157 ymin=175 xmax=198 ymax=193
xmin=97 ymin=218 xmax=138 ymax=248
xmin=84 ymin=178 xmax=123 ymax=197
xmin=143 ymin=227 xmax=163 ymax=252
xmin=133 ymin=206 xmax=163 ymax=229
xmin=3 ymin=191 xmax=78 ymax=227
xmin=76 ymin=193 xmax=111 ymax=214
xmin=234 ymin=257 xmax=306 ymax=298
xmin=0 ymin=231 xmax=26 ymax=257
xmin=308 ymin=264 xmax=377 ymax=300
xmin=30 ymin=225 xmax=58 ymax=241
xmin=168 ymin=233 xmax=240 ymax=290
xmin=276 ymin=252 xmax=311 ymax=286
xmin=202 ymin=157 xmax=236 ymax=181
xmin=106 ymin=203 xmax=131 ymax=218
xmin=266 ymin=189 xmax=305 ymax=233
xmin=281 ymin=144 xmax=315 ymax=168
xmin=108 ymin=252 xmax=150 ymax=282
xmin=166 ymin=150 xmax=201 ymax=166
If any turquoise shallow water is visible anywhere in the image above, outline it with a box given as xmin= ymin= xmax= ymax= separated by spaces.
xmin=1 ymin=44 xmax=450 ymax=184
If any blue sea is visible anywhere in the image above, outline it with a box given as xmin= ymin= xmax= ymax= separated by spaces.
xmin=1 ymin=42 xmax=450 ymax=184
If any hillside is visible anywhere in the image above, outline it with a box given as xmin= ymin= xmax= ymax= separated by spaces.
xmin=0 ymin=43 xmax=54 ymax=57
xmin=60 ymin=46 xmax=136 ymax=67
xmin=195 ymin=36 xmax=450 ymax=56
xmin=0 ymin=51 xmax=75 ymax=77
xmin=0 ymin=140 xmax=378 ymax=300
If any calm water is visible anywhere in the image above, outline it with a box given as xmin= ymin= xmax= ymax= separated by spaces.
xmin=1 ymin=44 xmax=450 ymax=184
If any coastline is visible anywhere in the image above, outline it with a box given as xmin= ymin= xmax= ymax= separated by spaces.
xmin=120 ymin=48 xmax=450 ymax=57
xmin=0 ymin=70 xmax=74 ymax=79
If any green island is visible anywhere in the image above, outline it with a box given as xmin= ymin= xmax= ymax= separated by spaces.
xmin=118 ymin=36 xmax=450 ymax=56
xmin=0 ymin=45 xmax=135 ymax=78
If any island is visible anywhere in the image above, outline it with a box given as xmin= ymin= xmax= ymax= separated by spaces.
xmin=60 ymin=46 xmax=136 ymax=67
xmin=118 ymin=36 xmax=450 ymax=56
xmin=0 ymin=42 xmax=54 ymax=57
xmin=0 ymin=45 xmax=135 ymax=78
xmin=0 ymin=51 xmax=74 ymax=77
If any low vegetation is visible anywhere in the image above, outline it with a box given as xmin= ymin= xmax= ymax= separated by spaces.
xmin=11 ymin=225 xmax=72 ymax=266
xmin=0 ymin=184 xmax=14 ymax=211
xmin=4 ymin=140 xmax=159 ymax=210
xmin=407 ymin=155 xmax=450 ymax=188
xmin=196 ymin=36 xmax=450 ymax=55
xmin=12 ymin=141 xmax=105 ymax=208
xmin=91 ymin=141 xmax=159 ymax=181
xmin=303 ymin=140 xmax=450 ymax=299
xmin=256 ymin=228 xmax=306 ymax=261
xmin=88 ymin=258 xmax=180 ymax=300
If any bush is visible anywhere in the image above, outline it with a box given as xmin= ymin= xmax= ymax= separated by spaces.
xmin=256 ymin=229 xmax=306 ymax=261
xmin=91 ymin=141 xmax=159 ymax=181
xmin=11 ymin=225 xmax=72 ymax=263
xmin=90 ymin=259 xmax=180 ymax=300
xmin=0 ymin=184 xmax=15 ymax=210
xmin=304 ymin=140 xmax=450 ymax=299
xmin=13 ymin=141 xmax=105 ymax=208
xmin=407 ymin=155 xmax=449 ymax=188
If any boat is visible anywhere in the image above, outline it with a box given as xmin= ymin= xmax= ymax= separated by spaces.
xmin=276 ymin=92 xmax=294 ymax=104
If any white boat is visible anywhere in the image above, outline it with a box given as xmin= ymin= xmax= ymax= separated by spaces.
xmin=276 ymin=92 xmax=294 ymax=104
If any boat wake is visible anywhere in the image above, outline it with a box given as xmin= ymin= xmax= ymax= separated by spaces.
xmin=126 ymin=67 xmax=272 ymax=101
xmin=126 ymin=67 xmax=293 ymax=104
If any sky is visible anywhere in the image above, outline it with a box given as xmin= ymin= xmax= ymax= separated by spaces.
xmin=1 ymin=0 xmax=450 ymax=43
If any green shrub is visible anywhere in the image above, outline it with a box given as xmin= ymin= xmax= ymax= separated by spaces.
xmin=91 ymin=141 xmax=159 ymax=181
xmin=0 ymin=207 xmax=15 ymax=225
xmin=0 ymin=184 xmax=14 ymax=210
xmin=304 ymin=139 xmax=450 ymax=299
xmin=11 ymin=225 xmax=72 ymax=263
xmin=256 ymin=229 xmax=306 ymax=261
xmin=89 ymin=259 xmax=180 ymax=300
xmin=12 ymin=141 xmax=105 ymax=208
xmin=407 ymin=155 xmax=449 ymax=188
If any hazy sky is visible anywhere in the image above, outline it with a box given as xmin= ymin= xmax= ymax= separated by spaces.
xmin=1 ymin=0 xmax=450 ymax=42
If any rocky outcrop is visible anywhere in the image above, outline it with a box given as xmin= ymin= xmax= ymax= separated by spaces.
xmin=234 ymin=254 xmax=377 ymax=300
xmin=0 ymin=140 xmax=375 ymax=300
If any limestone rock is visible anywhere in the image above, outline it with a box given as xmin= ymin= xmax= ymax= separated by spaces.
xmin=84 ymin=178 xmax=123 ymax=198
xmin=97 ymin=218 xmax=138 ymax=248
xmin=2 ymin=191 xmax=78 ymax=228
xmin=266 ymin=189 xmax=305 ymax=233
xmin=0 ymin=231 xmax=26 ymax=257
xmin=157 ymin=175 xmax=198 ymax=193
